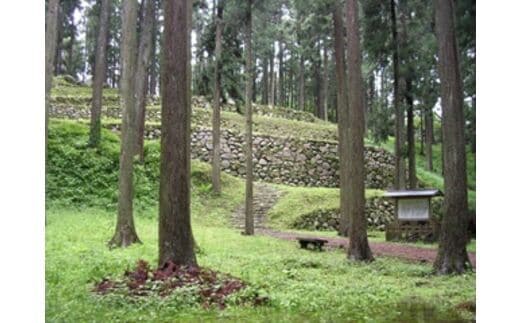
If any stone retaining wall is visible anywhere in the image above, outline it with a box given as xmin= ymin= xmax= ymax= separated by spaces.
xmin=291 ymin=198 xmax=395 ymax=231
xmin=134 ymin=126 xmax=394 ymax=189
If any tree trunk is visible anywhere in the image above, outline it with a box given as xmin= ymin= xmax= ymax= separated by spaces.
xmin=212 ymin=0 xmax=224 ymax=195
xmin=333 ymin=0 xmax=349 ymax=237
xmin=344 ymin=0 xmax=373 ymax=261
xmin=67 ymin=30 xmax=76 ymax=76
xmin=433 ymin=0 xmax=471 ymax=274
xmin=315 ymin=40 xmax=324 ymax=119
xmin=135 ymin=0 xmax=156 ymax=160
xmin=278 ymin=39 xmax=284 ymax=107
xmin=46 ymin=0 xmax=60 ymax=169
xmin=110 ymin=0 xmax=141 ymax=248
xmin=268 ymin=49 xmax=275 ymax=107
xmin=420 ymin=106 xmax=425 ymax=156
xmin=323 ymin=45 xmax=329 ymax=121
xmin=159 ymin=0 xmax=197 ymax=266
xmin=391 ymin=0 xmax=406 ymax=189
xmin=406 ymin=79 xmax=417 ymax=188
xmin=54 ymin=6 xmax=63 ymax=76
xmin=89 ymin=0 xmax=111 ymax=147
xmin=262 ymin=57 xmax=268 ymax=104
xmin=244 ymin=0 xmax=254 ymax=236
xmin=367 ymin=71 xmax=375 ymax=131
xmin=425 ymin=104 xmax=434 ymax=171
xmin=149 ymin=1 xmax=158 ymax=96
xmin=298 ymin=54 xmax=305 ymax=110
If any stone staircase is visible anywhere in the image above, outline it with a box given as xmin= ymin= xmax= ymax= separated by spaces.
xmin=231 ymin=183 xmax=282 ymax=230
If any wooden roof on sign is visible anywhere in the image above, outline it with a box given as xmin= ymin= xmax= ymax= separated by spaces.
xmin=383 ymin=189 xmax=443 ymax=198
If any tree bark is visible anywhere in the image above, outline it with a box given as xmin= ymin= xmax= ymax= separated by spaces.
xmin=110 ymin=0 xmax=141 ymax=248
xmin=54 ymin=6 xmax=63 ymax=76
xmin=46 ymin=0 xmax=60 ymax=168
xmin=323 ymin=45 xmax=329 ymax=121
xmin=314 ymin=40 xmax=324 ymax=119
xmin=149 ymin=1 xmax=158 ymax=96
xmin=159 ymin=0 xmax=198 ymax=266
xmin=298 ymin=54 xmax=305 ymax=110
xmin=433 ymin=0 xmax=471 ymax=274
xmin=391 ymin=0 xmax=406 ymax=189
xmin=269 ymin=46 xmax=275 ymax=107
xmin=212 ymin=0 xmax=224 ymax=195
xmin=89 ymin=0 xmax=112 ymax=147
xmin=344 ymin=0 xmax=373 ymax=261
xmin=278 ymin=38 xmax=284 ymax=107
xmin=406 ymin=79 xmax=417 ymax=188
xmin=244 ymin=0 xmax=254 ymax=235
xmin=333 ymin=0 xmax=349 ymax=237
xmin=135 ymin=0 xmax=156 ymax=160
xmin=425 ymin=102 xmax=434 ymax=171
xmin=262 ymin=57 xmax=268 ymax=104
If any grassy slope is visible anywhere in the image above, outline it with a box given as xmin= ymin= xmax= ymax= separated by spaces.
xmin=268 ymin=186 xmax=383 ymax=229
xmin=51 ymin=81 xmax=476 ymax=206
xmin=46 ymin=121 xmax=475 ymax=321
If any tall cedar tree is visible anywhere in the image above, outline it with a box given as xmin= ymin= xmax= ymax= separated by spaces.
xmin=158 ymin=0 xmax=198 ymax=266
xmin=433 ymin=0 xmax=471 ymax=274
xmin=212 ymin=0 xmax=224 ymax=194
xmin=333 ymin=0 xmax=349 ymax=237
xmin=110 ymin=0 xmax=141 ymax=248
xmin=323 ymin=45 xmax=329 ymax=121
xmin=406 ymin=79 xmax=417 ymax=188
xmin=89 ymin=0 xmax=111 ymax=147
xmin=344 ymin=0 xmax=373 ymax=261
xmin=244 ymin=0 xmax=254 ymax=235
xmin=135 ymin=0 xmax=156 ymax=160
xmin=46 ymin=0 xmax=60 ymax=166
xmin=390 ymin=0 xmax=406 ymax=189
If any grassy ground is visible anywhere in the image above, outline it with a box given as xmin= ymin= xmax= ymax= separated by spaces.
xmin=268 ymin=185 xmax=383 ymax=229
xmin=46 ymin=208 xmax=475 ymax=322
xmin=46 ymin=120 xmax=476 ymax=322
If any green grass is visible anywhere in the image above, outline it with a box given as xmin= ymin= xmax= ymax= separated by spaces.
xmin=46 ymin=208 xmax=475 ymax=322
xmin=268 ymin=186 xmax=383 ymax=229
xmin=46 ymin=119 xmax=475 ymax=321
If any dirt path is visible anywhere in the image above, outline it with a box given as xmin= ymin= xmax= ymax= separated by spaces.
xmin=257 ymin=229 xmax=476 ymax=267
xmin=232 ymin=183 xmax=476 ymax=268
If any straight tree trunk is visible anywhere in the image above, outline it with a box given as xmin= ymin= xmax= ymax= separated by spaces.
xmin=262 ymin=57 xmax=268 ymax=104
xmin=54 ymin=6 xmax=63 ymax=76
xmin=244 ymin=0 xmax=254 ymax=235
xmin=391 ymin=0 xmax=406 ymax=189
xmin=159 ymin=0 xmax=198 ymax=266
xmin=425 ymin=104 xmax=434 ymax=171
xmin=89 ymin=0 xmax=111 ymax=147
xmin=110 ymin=0 xmax=141 ymax=248
xmin=298 ymin=54 xmax=305 ymax=110
xmin=46 ymin=0 xmax=60 ymax=167
xmin=315 ymin=40 xmax=324 ymax=119
xmin=149 ymin=1 xmax=158 ymax=96
xmin=269 ymin=47 xmax=275 ymax=106
xmin=333 ymin=0 xmax=349 ymax=237
xmin=420 ymin=106 xmax=425 ymax=156
xmin=433 ymin=0 xmax=471 ymax=274
xmin=406 ymin=79 xmax=417 ymax=188
xmin=135 ymin=0 xmax=156 ymax=160
xmin=278 ymin=39 xmax=284 ymax=107
xmin=212 ymin=0 xmax=224 ymax=195
xmin=323 ymin=45 xmax=329 ymax=121
xmin=344 ymin=0 xmax=373 ymax=261
xmin=67 ymin=30 xmax=76 ymax=76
